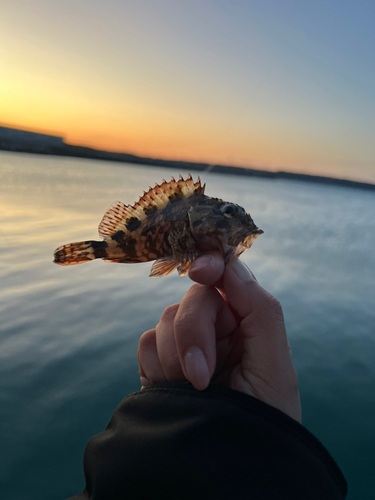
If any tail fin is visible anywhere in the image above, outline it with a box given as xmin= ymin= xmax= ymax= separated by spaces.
xmin=53 ymin=240 xmax=107 ymax=266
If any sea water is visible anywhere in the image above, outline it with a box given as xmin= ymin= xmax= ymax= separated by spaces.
xmin=0 ymin=151 xmax=374 ymax=499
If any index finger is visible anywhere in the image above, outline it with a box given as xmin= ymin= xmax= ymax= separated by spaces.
xmin=174 ymin=284 xmax=237 ymax=390
xmin=188 ymin=251 xmax=224 ymax=286
xmin=223 ymin=257 xmax=294 ymax=379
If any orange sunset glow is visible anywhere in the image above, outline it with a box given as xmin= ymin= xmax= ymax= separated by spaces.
xmin=1 ymin=1 xmax=374 ymax=182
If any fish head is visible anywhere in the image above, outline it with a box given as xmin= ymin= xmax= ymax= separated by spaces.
xmin=188 ymin=200 xmax=263 ymax=261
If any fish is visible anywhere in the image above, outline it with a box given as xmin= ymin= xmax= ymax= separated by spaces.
xmin=53 ymin=174 xmax=263 ymax=277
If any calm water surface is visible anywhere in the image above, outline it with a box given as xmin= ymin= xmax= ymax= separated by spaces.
xmin=1 ymin=152 xmax=374 ymax=499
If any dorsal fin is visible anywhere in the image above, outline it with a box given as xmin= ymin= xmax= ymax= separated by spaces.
xmin=98 ymin=201 xmax=132 ymax=238
xmin=98 ymin=174 xmax=205 ymax=239
xmin=134 ymin=173 xmax=205 ymax=213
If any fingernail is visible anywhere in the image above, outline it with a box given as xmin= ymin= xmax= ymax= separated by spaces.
xmin=190 ymin=255 xmax=212 ymax=272
xmin=228 ymin=256 xmax=254 ymax=282
xmin=184 ymin=347 xmax=210 ymax=390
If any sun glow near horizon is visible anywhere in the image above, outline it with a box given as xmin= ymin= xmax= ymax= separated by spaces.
xmin=1 ymin=1 xmax=374 ymax=181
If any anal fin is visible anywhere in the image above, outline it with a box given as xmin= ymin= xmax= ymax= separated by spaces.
xmin=149 ymin=257 xmax=179 ymax=278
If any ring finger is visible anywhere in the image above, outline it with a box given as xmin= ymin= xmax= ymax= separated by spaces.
xmin=155 ymin=303 xmax=186 ymax=382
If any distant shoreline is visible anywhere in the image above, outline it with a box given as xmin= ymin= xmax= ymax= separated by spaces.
xmin=1 ymin=125 xmax=374 ymax=192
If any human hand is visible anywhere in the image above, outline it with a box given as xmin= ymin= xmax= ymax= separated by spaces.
xmin=138 ymin=252 xmax=301 ymax=422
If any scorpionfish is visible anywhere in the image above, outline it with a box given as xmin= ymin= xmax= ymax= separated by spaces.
xmin=53 ymin=174 xmax=263 ymax=277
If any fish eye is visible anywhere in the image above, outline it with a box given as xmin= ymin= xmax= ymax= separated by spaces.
xmin=221 ymin=204 xmax=238 ymax=217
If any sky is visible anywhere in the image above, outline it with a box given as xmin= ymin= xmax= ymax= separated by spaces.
xmin=1 ymin=0 xmax=375 ymax=181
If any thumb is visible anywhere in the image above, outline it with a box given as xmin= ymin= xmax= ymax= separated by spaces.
xmin=223 ymin=257 xmax=301 ymax=422
xmin=223 ymin=256 xmax=272 ymax=318
xmin=223 ymin=256 xmax=291 ymax=368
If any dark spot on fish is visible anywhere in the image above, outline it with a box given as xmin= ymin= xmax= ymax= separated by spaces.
xmin=90 ymin=241 xmax=108 ymax=249
xmin=120 ymin=238 xmax=138 ymax=258
xmin=192 ymin=219 xmax=203 ymax=228
xmin=88 ymin=240 xmax=108 ymax=259
xmin=127 ymin=218 xmax=141 ymax=231
xmin=112 ymin=230 xmax=126 ymax=241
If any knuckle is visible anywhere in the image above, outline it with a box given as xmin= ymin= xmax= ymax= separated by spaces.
xmin=160 ymin=303 xmax=179 ymax=323
xmin=265 ymin=293 xmax=284 ymax=319
xmin=138 ymin=331 xmax=155 ymax=361
xmin=138 ymin=329 xmax=155 ymax=351
xmin=188 ymin=283 xmax=205 ymax=295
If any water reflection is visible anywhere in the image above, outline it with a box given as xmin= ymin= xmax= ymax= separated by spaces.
xmin=1 ymin=151 xmax=375 ymax=499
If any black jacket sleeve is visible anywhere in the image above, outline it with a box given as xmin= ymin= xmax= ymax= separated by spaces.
xmin=68 ymin=381 xmax=347 ymax=500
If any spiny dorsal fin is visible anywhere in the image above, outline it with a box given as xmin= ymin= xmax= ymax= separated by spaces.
xmin=135 ymin=173 xmax=205 ymax=213
xmin=98 ymin=174 xmax=205 ymax=239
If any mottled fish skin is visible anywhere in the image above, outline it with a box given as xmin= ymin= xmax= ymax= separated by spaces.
xmin=53 ymin=174 xmax=263 ymax=277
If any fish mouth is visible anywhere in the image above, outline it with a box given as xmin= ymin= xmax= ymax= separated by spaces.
xmin=243 ymin=228 xmax=264 ymax=249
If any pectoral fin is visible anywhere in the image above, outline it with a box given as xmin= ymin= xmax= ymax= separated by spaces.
xmin=177 ymin=262 xmax=191 ymax=276
xmin=149 ymin=257 xmax=179 ymax=278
